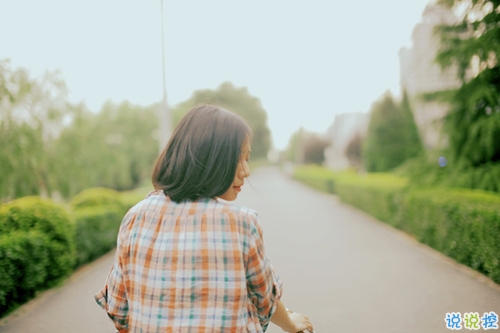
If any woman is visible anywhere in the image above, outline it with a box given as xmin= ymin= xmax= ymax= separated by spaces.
xmin=95 ymin=104 xmax=314 ymax=332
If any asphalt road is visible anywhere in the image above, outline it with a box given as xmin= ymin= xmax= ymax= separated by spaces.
xmin=1 ymin=166 xmax=499 ymax=332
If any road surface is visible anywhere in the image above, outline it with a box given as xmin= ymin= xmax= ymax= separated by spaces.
xmin=1 ymin=166 xmax=499 ymax=332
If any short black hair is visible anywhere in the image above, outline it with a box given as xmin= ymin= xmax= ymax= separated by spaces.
xmin=152 ymin=104 xmax=251 ymax=202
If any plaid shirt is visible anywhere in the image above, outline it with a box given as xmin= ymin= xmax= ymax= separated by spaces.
xmin=95 ymin=191 xmax=283 ymax=332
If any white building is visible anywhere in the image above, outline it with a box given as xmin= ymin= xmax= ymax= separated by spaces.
xmin=399 ymin=2 xmax=461 ymax=149
xmin=324 ymin=112 xmax=369 ymax=171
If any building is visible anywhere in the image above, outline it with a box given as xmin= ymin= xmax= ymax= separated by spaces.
xmin=324 ymin=112 xmax=369 ymax=171
xmin=399 ymin=2 xmax=461 ymax=149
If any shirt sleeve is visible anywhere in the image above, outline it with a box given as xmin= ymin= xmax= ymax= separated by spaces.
xmin=244 ymin=213 xmax=283 ymax=330
xmin=94 ymin=235 xmax=129 ymax=331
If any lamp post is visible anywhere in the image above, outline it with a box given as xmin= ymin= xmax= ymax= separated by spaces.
xmin=159 ymin=0 xmax=172 ymax=152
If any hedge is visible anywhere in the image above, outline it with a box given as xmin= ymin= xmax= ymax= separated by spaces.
xmin=0 ymin=197 xmax=75 ymax=316
xmin=73 ymin=205 xmax=123 ymax=267
xmin=293 ymin=165 xmax=500 ymax=284
xmin=394 ymin=188 xmax=500 ymax=282
xmin=71 ymin=187 xmax=128 ymax=267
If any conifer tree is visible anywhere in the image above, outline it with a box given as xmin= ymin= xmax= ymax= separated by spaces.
xmin=435 ymin=0 xmax=500 ymax=167
xmin=363 ymin=92 xmax=423 ymax=172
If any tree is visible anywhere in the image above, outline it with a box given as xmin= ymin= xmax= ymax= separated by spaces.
xmin=0 ymin=59 xmax=69 ymax=201
xmin=344 ymin=132 xmax=364 ymax=171
xmin=53 ymin=101 xmax=159 ymax=197
xmin=363 ymin=92 xmax=423 ymax=172
xmin=434 ymin=0 xmax=500 ymax=168
xmin=170 ymin=82 xmax=272 ymax=159
xmin=302 ymin=134 xmax=330 ymax=165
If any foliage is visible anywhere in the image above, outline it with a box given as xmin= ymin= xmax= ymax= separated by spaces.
xmin=293 ymin=165 xmax=500 ymax=283
xmin=362 ymin=92 xmax=423 ymax=172
xmin=0 ymin=231 xmax=50 ymax=316
xmin=344 ymin=132 xmax=364 ymax=171
xmin=394 ymin=188 xmax=500 ymax=283
xmin=433 ymin=0 xmax=500 ymax=168
xmin=0 ymin=196 xmax=76 ymax=280
xmin=72 ymin=206 xmax=123 ymax=267
xmin=0 ymin=197 xmax=75 ymax=316
xmin=170 ymin=82 xmax=272 ymax=159
xmin=0 ymin=59 xmax=161 ymax=202
xmin=70 ymin=187 xmax=124 ymax=211
xmin=53 ymin=101 xmax=159 ymax=198
xmin=281 ymin=128 xmax=329 ymax=165
xmin=398 ymin=153 xmax=500 ymax=193
xmin=70 ymin=187 xmax=128 ymax=266
xmin=0 ymin=59 xmax=68 ymax=201
xmin=302 ymin=134 xmax=330 ymax=165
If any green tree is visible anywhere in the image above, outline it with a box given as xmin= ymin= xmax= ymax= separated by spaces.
xmin=53 ymin=101 xmax=158 ymax=197
xmin=363 ymin=92 xmax=423 ymax=172
xmin=0 ymin=59 xmax=68 ymax=202
xmin=302 ymin=134 xmax=330 ymax=165
xmin=433 ymin=0 xmax=500 ymax=168
xmin=171 ymin=82 xmax=272 ymax=159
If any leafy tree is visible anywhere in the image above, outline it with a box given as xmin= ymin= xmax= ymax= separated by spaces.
xmin=302 ymin=134 xmax=330 ymax=165
xmin=344 ymin=132 xmax=364 ymax=171
xmin=53 ymin=101 xmax=158 ymax=197
xmin=434 ymin=0 xmax=500 ymax=168
xmin=171 ymin=82 xmax=272 ymax=159
xmin=363 ymin=92 xmax=423 ymax=172
xmin=0 ymin=59 xmax=68 ymax=202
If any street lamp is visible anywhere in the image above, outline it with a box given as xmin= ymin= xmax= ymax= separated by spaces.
xmin=159 ymin=0 xmax=172 ymax=152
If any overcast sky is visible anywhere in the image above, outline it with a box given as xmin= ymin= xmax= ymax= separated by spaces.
xmin=1 ymin=0 xmax=433 ymax=150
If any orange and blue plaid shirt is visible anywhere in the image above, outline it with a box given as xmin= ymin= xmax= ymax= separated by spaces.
xmin=95 ymin=191 xmax=283 ymax=332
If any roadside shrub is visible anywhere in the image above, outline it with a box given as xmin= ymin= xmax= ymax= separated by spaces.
xmin=0 ymin=197 xmax=75 ymax=316
xmin=0 ymin=231 xmax=50 ymax=314
xmin=394 ymin=188 xmax=500 ymax=283
xmin=70 ymin=187 xmax=125 ymax=212
xmin=0 ymin=197 xmax=75 ymax=282
xmin=73 ymin=206 xmax=123 ymax=266
xmin=71 ymin=187 xmax=127 ymax=267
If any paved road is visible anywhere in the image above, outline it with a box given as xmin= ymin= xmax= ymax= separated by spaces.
xmin=1 ymin=166 xmax=499 ymax=332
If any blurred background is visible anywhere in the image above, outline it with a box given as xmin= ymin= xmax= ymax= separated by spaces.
xmin=1 ymin=0 xmax=499 ymax=324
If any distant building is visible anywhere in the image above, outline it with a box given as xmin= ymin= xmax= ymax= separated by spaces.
xmin=325 ymin=3 xmax=462 ymax=171
xmin=399 ymin=2 xmax=461 ymax=149
xmin=324 ymin=112 xmax=369 ymax=171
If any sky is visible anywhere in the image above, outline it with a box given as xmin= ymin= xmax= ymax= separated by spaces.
xmin=1 ymin=0 xmax=433 ymax=150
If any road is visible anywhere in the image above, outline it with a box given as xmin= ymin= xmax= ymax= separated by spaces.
xmin=1 ymin=166 xmax=499 ymax=332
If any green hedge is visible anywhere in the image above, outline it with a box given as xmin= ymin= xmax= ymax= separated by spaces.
xmin=71 ymin=187 xmax=127 ymax=267
xmin=394 ymin=188 xmax=500 ymax=282
xmin=0 ymin=197 xmax=75 ymax=316
xmin=73 ymin=206 xmax=123 ymax=267
xmin=70 ymin=187 xmax=125 ymax=211
xmin=293 ymin=165 xmax=500 ymax=284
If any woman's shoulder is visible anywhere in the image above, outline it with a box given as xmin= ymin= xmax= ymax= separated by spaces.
xmin=214 ymin=200 xmax=258 ymax=219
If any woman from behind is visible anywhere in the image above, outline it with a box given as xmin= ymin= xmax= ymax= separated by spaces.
xmin=95 ymin=104 xmax=314 ymax=332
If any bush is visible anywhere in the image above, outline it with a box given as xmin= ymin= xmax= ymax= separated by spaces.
xmin=0 ymin=197 xmax=75 ymax=282
xmin=0 ymin=197 xmax=75 ymax=316
xmin=0 ymin=231 xmax=50 ymax=313
xmin=73 ymin=206 xmax=123 ymax=266
xmin=70 ymin=187 xmax=125 ymax=212
xmin=394 ymin=188 xmax=500 ymax=283
xmin=71 ymin=187 xmax=128 ymax=267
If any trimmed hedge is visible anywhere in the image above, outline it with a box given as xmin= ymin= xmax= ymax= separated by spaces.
xmin=73 ymin=206 xmax=123 ymax=266
xmin=293 ymin=165 xmax=500 ymax=284
xmin=71 ymin=187 xmax=127 ymax=267
xmin=0 ymin=197 xmax=75 ymax=315
xmin=394 ymin=188 xmax=500 ymax=283
xmin=70 ymin=187 xmax=125 ymax=211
